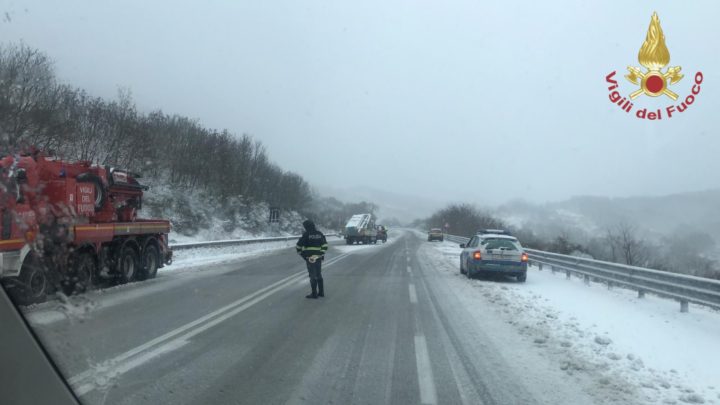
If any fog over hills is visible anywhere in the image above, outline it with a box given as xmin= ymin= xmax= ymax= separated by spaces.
xmin=318 ymin=182 xmax=720 ymax=259
xmin=495 ymin=189 xmax=720 ymax=245
xmin=316 ymin=185 xmax=445 ymax=225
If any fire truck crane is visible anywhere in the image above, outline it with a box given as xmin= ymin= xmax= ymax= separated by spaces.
xmin=0 ymin=151 xmax=172 ymax=305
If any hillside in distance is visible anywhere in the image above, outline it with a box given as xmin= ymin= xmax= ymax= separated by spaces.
xmin=495 ymin=189 xmax=720 ymax=244
xmin=317 ymin=185 xmax=445 ymax=225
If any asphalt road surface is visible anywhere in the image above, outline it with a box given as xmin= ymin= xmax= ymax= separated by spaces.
xmin=27 ymin=231 xmax=600 ymax=405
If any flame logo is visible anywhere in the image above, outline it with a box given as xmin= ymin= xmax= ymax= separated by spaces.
xmin=638 ymin=12 xmax=670 ymax=70
xmin=625 ymin=12 xmax=683 ymax=100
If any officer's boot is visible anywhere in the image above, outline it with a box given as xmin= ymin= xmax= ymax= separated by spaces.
xmin=317 ymin=279 xmax=324 ymax=297
xmin=306 ymin=279 xmax=318 ymax=299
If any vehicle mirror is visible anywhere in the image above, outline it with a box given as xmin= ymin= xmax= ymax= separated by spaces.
xmin=459 ymin=244 xmax=465 ymax=248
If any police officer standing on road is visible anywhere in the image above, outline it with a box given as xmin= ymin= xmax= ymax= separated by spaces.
xmin=296 ymin=220 xmax=328 ymax=299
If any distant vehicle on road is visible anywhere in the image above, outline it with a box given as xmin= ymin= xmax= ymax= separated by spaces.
xmin=376 ymin=225 xmax=388 ymax=243
xmin=459 ymin=234 xmax=528 ymax=282
xmin=344 ymin=214 xmax=377 ymax=244
xmin=427 ymin=228 xmax=444 ymax=242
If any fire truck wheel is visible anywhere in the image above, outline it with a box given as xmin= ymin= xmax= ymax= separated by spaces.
xmin=138 ymin=244 xmax=159 ymax=280
xmin=69 ymin=253 xmax=96 ymax=294
xmin=118 ymin=246 xmax=139 ymax=283
xmin=7 ymin=256 xmax=48 ymax=305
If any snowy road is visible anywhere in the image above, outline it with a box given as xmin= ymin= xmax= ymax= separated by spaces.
xmin=23 ymin=230 xmax=710 ymax=404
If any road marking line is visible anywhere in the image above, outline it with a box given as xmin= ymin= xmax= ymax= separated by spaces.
xmin=69 ymin=251 xmax=352 ymax=396
xmin=407 ymin=265 xmax=412 ymax=274
xmin=408 ymin=284 xmax=417 ymax=304
xmin=73 ymin=339 xmax=189 ymax=396
xmin=414 ymin=335 xmax=438 ymax=405
xmin=69 ymin=272 xmax=305 ymax=393
xmin=419 ymin=276 xmax=474 ymax=405
xmin=73 ymin=277 xmax=298 ymax=396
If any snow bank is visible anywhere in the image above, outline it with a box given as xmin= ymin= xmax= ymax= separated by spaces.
xmin=332 ymin=236 xmax=398 ymax=255
xmin=140 ymin=175 xmax=305 ymax=242
xmin=427 ymin=240 xmax=720 ymax=405
xmin=165 ymin=240 xmax=296 ymax=273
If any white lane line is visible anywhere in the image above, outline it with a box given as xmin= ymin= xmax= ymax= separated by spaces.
xmin=414 ymin=335 xmax=438 ymax=405
xmin=407 ymin=265 xmax=412 ymax=274
xmin=74 ymin=277 xmax=299 ymax=395
xmin=70 ymin=272 xmax=305 ymax=394
xmin=413 ymin=261 xmax=472 ymax=405
xmin=69 ymin=251 xmax=352 ymax=396
xmin=408 ymin=284 xmax=418 ymax=304
xmin=73 ymin=339 xmax=190 ymax=396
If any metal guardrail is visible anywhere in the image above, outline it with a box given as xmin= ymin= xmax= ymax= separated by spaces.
xmin=443 ymin=234 xmax=470 ymax=245
xmin=444 ymin=234 xmax=720 ymax=312
xmin=171 ymin=234 xmax=338 ymax=251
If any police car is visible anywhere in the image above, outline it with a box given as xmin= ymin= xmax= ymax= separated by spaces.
xmin=459 ymin=230 xmax=528 ymax=282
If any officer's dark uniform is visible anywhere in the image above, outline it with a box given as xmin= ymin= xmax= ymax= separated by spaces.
xmin=296 ymin=220 xmax=328 ymax=299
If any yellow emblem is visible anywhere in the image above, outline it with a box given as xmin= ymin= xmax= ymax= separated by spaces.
xmin=625 ymin=12 xmax=683 ymax=100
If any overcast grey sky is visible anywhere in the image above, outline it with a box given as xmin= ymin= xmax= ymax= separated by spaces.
xmin=1 ymin=0 xmax=718 ymax=206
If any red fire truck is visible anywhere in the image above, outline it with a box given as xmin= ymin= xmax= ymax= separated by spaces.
xmin=0 ymin=151 xmax=172 ymax=305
